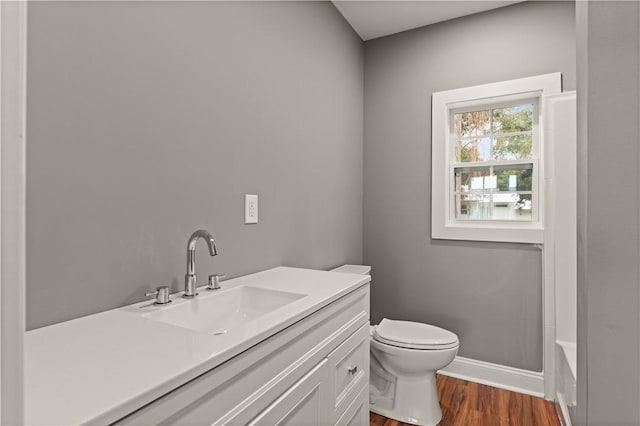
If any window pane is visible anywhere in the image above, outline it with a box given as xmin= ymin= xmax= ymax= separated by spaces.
xmin=492 ymin=104 xmax=534 ymax=133
xmin=454 ymin=164 xmax=533 ymax=221
xmin=454 ymin=110 xmax=490 ymax=138
xmin=454 ymin=104 xmax=534 ymax=162
xmin=493 ymin=134 xmax=533 ymax=160
xmin=456 ymin=137 xmax=491 ymax=162
xmin=493 ymin=166 xmax=532 ymax=192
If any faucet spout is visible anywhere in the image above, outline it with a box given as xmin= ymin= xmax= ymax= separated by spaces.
xmin=184 ymin=229 xmax=218 ymax=298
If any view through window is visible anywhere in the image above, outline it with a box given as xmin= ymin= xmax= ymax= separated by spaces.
xmin=452 ymin=101 xmax=536 ymax=222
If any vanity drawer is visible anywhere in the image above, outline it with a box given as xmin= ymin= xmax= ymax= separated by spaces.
xmin=327 ymin=322 xmax=370 ymax=422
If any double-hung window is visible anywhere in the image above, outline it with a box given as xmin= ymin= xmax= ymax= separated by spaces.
xmin=431 ymin=73 xmax=562 ymax=243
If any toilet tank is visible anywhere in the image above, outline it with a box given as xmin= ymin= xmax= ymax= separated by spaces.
xmin=330 ymin=265 xmax=371 ymax=275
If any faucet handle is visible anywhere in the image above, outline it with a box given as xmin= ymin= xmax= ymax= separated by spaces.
xmin=145 ymin=286 xmax=172 ymax=305
xmin=207 ymin=274 xmax=226 ymax=291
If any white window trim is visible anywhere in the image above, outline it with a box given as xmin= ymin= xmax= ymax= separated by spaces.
xmin=431 ymin=73 xmax=562 ymax=243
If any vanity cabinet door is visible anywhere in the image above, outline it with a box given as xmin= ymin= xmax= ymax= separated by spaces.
xmin=248 ymin=359 xmax=330 ymax=426
xmin=335 ymin=385 xmax=369 ymax=426
xmin=326 ymin=323 xmax=370 ymax=423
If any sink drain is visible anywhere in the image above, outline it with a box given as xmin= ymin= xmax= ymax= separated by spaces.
xmin=212 ymin=329 xmax=228 ymax=336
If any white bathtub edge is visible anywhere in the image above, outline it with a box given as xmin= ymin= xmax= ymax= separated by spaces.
xmin=556 ymin=340 xmax=576 ymax=379
xmin=555 ymin=392 xmax=573 ymax=426
xmin=555 ymin=340 xmax=577 ymax=426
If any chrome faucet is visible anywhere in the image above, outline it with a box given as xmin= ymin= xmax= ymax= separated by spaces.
xmin=184 ymin=229 xmax=218 ymax=298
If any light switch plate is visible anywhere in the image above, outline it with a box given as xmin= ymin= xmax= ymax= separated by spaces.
xmin=245 ymin=194 xmax=258 ymax=224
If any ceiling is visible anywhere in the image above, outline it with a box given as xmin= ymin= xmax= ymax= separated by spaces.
xmin=332 ymin=1 xmax=524 ymax=41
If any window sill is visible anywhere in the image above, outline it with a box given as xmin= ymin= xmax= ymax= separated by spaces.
xmin=432 ymin=223 xmax=543 ymax=244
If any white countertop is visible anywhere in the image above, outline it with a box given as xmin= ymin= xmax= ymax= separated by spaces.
xmin=24 ymin=267 xmax=370 ymax=425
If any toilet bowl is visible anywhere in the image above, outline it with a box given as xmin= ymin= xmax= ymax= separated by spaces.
xmin=369 ymin=319 xmax=459 ymax=426
xmin=330 ymin=265 xmax=459 ymax=426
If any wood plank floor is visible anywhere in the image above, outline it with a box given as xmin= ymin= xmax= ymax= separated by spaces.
xmin=369 ymin=374 xmax=560 ymax=426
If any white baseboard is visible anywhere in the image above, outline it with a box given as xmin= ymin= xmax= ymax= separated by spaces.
xmin=438 ymin=356 xmax=545 ymax=398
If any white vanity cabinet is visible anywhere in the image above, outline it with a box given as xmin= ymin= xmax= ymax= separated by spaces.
xmin=115 ymin=284 xmax=370 ymax=426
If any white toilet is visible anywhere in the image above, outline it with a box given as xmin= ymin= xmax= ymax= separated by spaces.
xmin=370 ymin=318 xmax=459 ymax=426
xmin=331 ymin=265 xmax=460 ymax=426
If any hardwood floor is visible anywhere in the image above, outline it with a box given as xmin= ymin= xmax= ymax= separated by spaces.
xmin=369 ymin=374 xmax=560 ymax=426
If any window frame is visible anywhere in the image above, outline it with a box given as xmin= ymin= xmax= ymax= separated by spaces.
xmin=431 ymin=73 xmax=562 ymax=243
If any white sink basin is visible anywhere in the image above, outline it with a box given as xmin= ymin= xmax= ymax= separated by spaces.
xmin=142 ymin=285 xmax=306 ymax=334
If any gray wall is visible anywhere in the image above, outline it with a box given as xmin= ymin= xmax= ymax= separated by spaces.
xmin=26 ymin=1 xmax=364 ymax=329
xmin=363 ymin=1 xmax=575 ymax=371
xmin=576 ymin=2 xmax=640 ymax=424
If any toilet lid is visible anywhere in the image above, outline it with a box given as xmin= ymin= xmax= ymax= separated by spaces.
xmin=373 ymin=318 xmax=459 ymax=350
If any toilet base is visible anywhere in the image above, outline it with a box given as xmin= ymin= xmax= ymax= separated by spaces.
xmin=370 ymin=406 xmax=441 ymax=426
xmin=369 ymin=373 xmax=442 ymax=426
